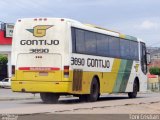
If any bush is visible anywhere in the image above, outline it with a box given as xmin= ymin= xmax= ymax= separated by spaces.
xmin=149 ymin=67 xmax=160 ymax=75
xmin=0 ymin=54 xmax=8 ymax=65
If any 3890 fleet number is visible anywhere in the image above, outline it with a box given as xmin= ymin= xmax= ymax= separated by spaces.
xmin=71 ymin=57 xmax=85 ymax=66
xmin=29 ymin=49 xmax=49 ymax=53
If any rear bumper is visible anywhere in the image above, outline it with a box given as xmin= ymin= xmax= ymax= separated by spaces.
xmin=11 ymin=81 xmax=71 ymax=93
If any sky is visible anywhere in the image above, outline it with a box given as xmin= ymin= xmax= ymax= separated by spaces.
xmin=0 ymin=0 xmax=160 ymax=47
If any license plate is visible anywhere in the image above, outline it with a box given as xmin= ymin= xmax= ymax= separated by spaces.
xmin=39 ymin=72 xmax=48 ymax=76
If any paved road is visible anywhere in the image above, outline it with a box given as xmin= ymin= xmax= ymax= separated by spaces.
xmin=0 ymin=88 xmax=160 ymax=114
xmin=0 ymin=88 xmax=39 ymax=100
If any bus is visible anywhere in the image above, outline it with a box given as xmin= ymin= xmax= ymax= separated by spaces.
xmin=11 ymin=18 xmax=148 ymax=103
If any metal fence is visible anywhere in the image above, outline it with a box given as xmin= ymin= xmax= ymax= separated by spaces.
xmin=148 ymin=82 xmax=160 ymax=92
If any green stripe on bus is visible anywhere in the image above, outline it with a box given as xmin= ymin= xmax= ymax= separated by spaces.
xmin=113 ymin=59 xmax=127 ymax=92
xmin=119 ymin=60 xmax=133 ymax=92
xmin=125 ymin=35 xmax=137 ymax=41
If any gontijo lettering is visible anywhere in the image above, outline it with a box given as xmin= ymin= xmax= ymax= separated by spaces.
xmin=20 ymin=40 xmax=59 ymax=45
xmin=71 ymin=57 xmax=110 ymax=68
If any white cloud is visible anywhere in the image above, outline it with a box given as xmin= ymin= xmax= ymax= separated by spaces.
xmin=136 ymin=20 xmax=158 ymax=30
xmin=105 ymin=18 xmax=160 ymax=47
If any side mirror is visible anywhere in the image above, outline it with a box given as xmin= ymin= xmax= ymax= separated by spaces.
xmin=147 ymin=52 xmax=151 ymax=64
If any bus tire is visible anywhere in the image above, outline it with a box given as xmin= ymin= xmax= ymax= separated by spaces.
xmin=40 ymin=93 xmax=59 ymax=104
xmin=79 ymin=95 xmax=88 ymax=102
xmin=128 ymin=80 xmax=138 ymax=98
xmin=97 ymin=93 xmax=101 ymax=100
xmin=86 ymin=77 xmax=99 ymax=102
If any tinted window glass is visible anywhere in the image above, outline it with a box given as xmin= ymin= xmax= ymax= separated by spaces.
xmin=96 ymin=34 xmax=109 ymax=56
xmin=85 ymin=31 xmax=96 ymax=54
xmin=109 ymin=37 xmax=120 ymax=58
xmin=120 ymin=39 xmax=130 ymax=59
xmin=130 ymin=41 xmax=139 ymax=60
xmin=140 ymin=43 xmax=147 ymax=74
xmin=75 ymin=29 xmax=85 ymax=53
xmin=71 ymin=27 xmax=76 ymax=53
xmin=72 ymin=27 xmax=139 ymax=61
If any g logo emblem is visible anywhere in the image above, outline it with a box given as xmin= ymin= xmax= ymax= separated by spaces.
xmin=26 ymin=25 xmax=53 ymax=37
xmin=134 ymin=64 xmax=139 ymax=72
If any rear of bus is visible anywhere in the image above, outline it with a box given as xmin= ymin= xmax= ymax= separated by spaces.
xmin=11 ymin=18 xmax=71 ymax=102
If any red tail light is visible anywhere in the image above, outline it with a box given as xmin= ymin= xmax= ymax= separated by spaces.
xmin=64 ymin=66 xmax=69 ymax=78
xmin=12 ymin=65 xmax=15 ymax=75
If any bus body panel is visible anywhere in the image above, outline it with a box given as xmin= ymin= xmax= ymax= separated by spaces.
xmin=11 ymin=81 xmax=71 ymax=93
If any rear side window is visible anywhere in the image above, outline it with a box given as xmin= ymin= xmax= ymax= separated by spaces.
xmin=75 ymin=29 xmax=85 ymax=53
xmin=71 ymin=28 xmax=76 ymax=53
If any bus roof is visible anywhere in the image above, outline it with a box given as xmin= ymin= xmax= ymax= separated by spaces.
xmin=17 ymin=17 xmax=143 ymax=42
xmin=84 ymin=24 xmax=139 ymax=42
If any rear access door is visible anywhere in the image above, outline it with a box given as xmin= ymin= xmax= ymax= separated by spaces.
xmin=16 ymin=53 xmax=62 ymax=81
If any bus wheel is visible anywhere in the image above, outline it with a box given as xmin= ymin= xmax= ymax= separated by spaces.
xmin=128 ymin=80 xmax=138 ymax=98
xmin=87 ymin=77 xmax=99 ymax=102
xmin=40 ymin=93 xmax=59 ymax=104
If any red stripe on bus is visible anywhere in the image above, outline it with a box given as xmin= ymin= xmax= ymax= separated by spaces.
xmin=50 ymin=68 xmax=60 ymax=70
xmin=19 ymin=67 xmax=60 ymax=71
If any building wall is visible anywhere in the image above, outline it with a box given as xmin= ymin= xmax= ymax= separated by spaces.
xmin=0 ymin=30 xmax=12 ymax=45
xmin=0 ymin=30 xmax=12 ymax=79
xmin=147 ymin=47 xmax=160 ymax=68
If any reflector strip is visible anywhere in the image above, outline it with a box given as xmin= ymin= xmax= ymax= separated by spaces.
xmin=19 ymin=67 xmax=30 ymax=70
xmin=19 ymin=67 xmax=60 ymax=71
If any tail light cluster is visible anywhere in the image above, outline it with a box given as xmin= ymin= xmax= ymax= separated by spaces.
xmin=64 ymin=66 xmax=69 ymax=78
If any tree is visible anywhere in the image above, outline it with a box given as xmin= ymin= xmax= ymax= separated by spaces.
xmin=149 ymin=67 xmax=160 ymax=75
xmin=0 ymin=55 xmax=8 ymax=79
